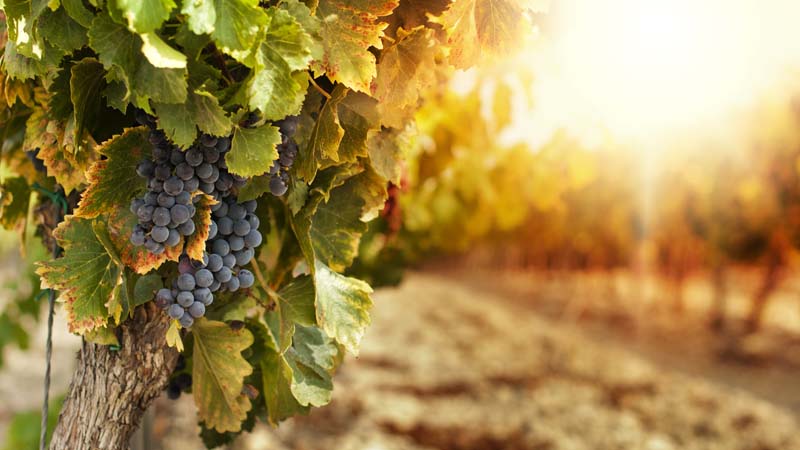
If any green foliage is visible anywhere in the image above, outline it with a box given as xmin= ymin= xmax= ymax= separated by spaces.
xmin=0 ymin=0 xmax=530 ymax=444
xmin=2 ymin=395 xmax=64 ymax=450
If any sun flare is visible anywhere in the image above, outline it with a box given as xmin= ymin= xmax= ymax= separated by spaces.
xmin=519 ymin=0 xmax=800 ymax=147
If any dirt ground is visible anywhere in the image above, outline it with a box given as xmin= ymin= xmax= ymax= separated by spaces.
xmin=2 ymin=266 xmax=800 ymax=450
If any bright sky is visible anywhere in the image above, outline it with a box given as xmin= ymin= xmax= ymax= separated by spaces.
xmin=510 ymin=0 xmax=800 ymax=150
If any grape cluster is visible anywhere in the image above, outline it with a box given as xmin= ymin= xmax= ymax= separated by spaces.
xmin=267 ymin=116 xmax=300 ymax=196
xmin=128 ymin=112 xmax=246 ymax=254
xmin=152 ymin=196 xmax=259 ymax=328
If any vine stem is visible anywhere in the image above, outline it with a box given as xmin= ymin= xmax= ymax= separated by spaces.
xmin=308 ymin=75 xmax=332 ymax=100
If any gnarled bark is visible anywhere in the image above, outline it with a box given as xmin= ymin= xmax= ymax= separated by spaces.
xmin=49 ymin=303 xmax=179 ymax=450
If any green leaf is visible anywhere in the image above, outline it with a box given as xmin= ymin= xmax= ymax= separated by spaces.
xmin=270 ymin=274 xmax=316 ymax=351
xmin=75 ymin=128 xmax=150 ymax=219
xmin=337 ymin=90 xmax=379 ymax=162
xmin=88 ymin=13 xmax=187 ymax=109
xmin=140 ymin=32 xmax=188 ymax=69
xmin=133 ymin=273 xmax=163 ymax=307
xmin=62 ymin=0 xmax=95 ymax=28
xmin=373 ymin=26 xmax=437 ymax=127
xmin=111 ymin=0 xmax=176 ymax=33
xmin=37 ymin=216 xmax=122 ymax=334
xmin=280 ymin=0 xmax=323 ymax=60
xmin=295 ymin=86 xmax=347 ymax=182
xmin=154 ymin=90 xmax=232 ymax=148
xmin=70 ymin=58 xmax=107 ymax=152
xmin=312 ymin=0 xmax=398 ymax=92
xmin=226 ymin=124 xmax=281 ymax=178
xmin=313 ymin=262 xmax=372 ymax=355
xmin=38 ymin=6 xmax=89 ymax=54
xmin=207 ymin=0 xmax=267 ymax=53
xmin=285 ymin=324 xmax=338 ymax=405
xmin=181 ymin=0 xmax=216 ymax=35
xmin=243 ymin=8 xmax=313 ymax=119
xmin=0 ymin=177 xmax=30 ymax=230
xmin=192 ymin=318 xmax=254 ymax=433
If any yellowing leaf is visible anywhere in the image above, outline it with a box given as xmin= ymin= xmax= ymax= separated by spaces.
xmin=295 ymin=86 xmax=347 ymax=182
xmin=140 ymin=32 xmax=188 ymax=69
xmin=111 ymin=0 xmax=176 ymax=33
xmin=193 ymin=318 xmax=254 ymax=433
xmin=431 ymin=0 xmax=532 ymax=68
xmin=185 ymin=194 xmax=215 ymax=261
xmin=314 ymin=262 xmax=372 ymax=355
xmin=372 ymin=26 xmax=437 ymax=127
xmin=166 ymin=320 xmax=184 ymax=352
xmin=37 ymin=216 xmax=122 ymax=334
xmin=0 ymin=177 xmax=31 ymax=231
xmin=312 ymin=0 xmax=399 ymax=92
xmin=75 ymin=128 xmax=150 ymax=218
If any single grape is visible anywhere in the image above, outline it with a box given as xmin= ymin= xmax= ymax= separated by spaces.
xmin=279 ymin=152 xmax=294 ymax=166
xmin=212 ymin=201 xmax=228 ymax=218
xmin=153 ymin=207 xmax=171 ymax=227
xmin=228 ymin=204 xmax=246 ymax=220
xmin=200 ymin=134 xmax=218 ymax=147
xmin=270 ymin=177 xmax=288 ymax=196
xmin=207 ymin=253 xmax=223 ymax=272
xmin=178 ymin=257 xmax=194 ymax=274
xmin=217 ymin=217 xmax=233 ymax=235
xmin=212 ymin=239 xmax=230 ymax=256
xmin=215 ymin=266 xmax=232 ymax=283
xmin=168 ymin=304 xmax=185 ymax=319
xmin=195 ymin=269 xmax=214 ymax=288
xmin=188 ymin=301 xmax=206 ymax=318
xmin=186 ymin=148 xmax=203 ymax=166
xmin=175 ymin=191 xmax=191 ymax=205
xmin=144 ymin=192 xmax=159 ymax=206
xmin=170 ymin=204 xmax=190 ymax=224
xmin=177 ymin=291 xmax=194 ymax=307
xmin=149 ymin=178 xmax=164 ymax=193
xmin=154 ymin=164 xmax=172 ymax=181
xmin=228 ymin=235 xmax=245 ymax=252
xmin=165 ymin=229 xmax=181 ymax=247
xmin=243 ymin=200 xmax=257 ymax=213
xmin=194 ymin=287 xmax=212 ymax=304
xmin=136 ymin=160 xmax=154 ymax=178
xmin=244 ymin=230 xmax=262 ymax=248
xmin=130 ymin=198 xmax=145 ymax=214
xmin=164 ymin=177 xmax=184 ymax=196
xmin=178 ymin=220 xmax=196 ymax=236
xmin=208 ymin=220 xmax=218 ymax=240
xmin=247 ymin=215 xmax=260 ymax=229
xmin=176 ymin=162 xmax=194 ymax=180
xmin=196 ymin=163 xmax=213 ymax=179
xmin=222 ymin=253 xmax=236 ymax=268
xmin=151 ymin=225 xmax=169 ymax=243
xmin=155 ymin=288 xmax=173 ymax=308
xmin=203 ymin=147 xmax=220 ymax=163
xmin=238 ymin=270 xmax=254 ymax=288
xmin=179 ymin=313 xmax=194 ymax=328
xmin=130 ymin=228 xmax=146 ymax=246
xmin=215 ymin=174 xmax=233 ymax=192
xmin=177 ymin=273 xmax=196 ymax=291
xmin=209 ymin=280 xmax=221 ymax=292
xmin=157 ymin=192 xmax=176 ymax=208
xmin=234 ymin=248 xmax=254 ymax=266
xmin=216 ymin=137 xmax=231 ymax=152
xmin=184 ymin=177 xmax=200 ymax=192
xmin=226 ymin=275 xmax=240 ymax=292
xmin=233 ymin=219 xmax=251 ymax=236
xmin=137 ymin=205 xmax=155 ymax=223
xmin=200 ymin=182 xmax=214 ymax=194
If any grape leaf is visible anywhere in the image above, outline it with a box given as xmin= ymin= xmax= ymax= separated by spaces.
xmin=181 ymin=0 xmax=215 ymax=35
xmin=271 ymin=274 xmax=316 ymax=352
xmin=140 ymin=32 xmax=188 ymax=69
xmin=313 ymin=262 xmax=372 ymax=355
xmin=337 ymin=90 xmax=380 ymax=161
xmin=75 ymin=128 xmax=149 ymax=219
xmin=226 ymin=124 xmax=281 ymax=178
xmin=166 ymin=319 xmax=184 ymax=351
xmin=241 ymin=7 xmax=314 ymax=119
xmin=280 ymin=0 xmax=323 ymax=61
xmin=187 ymin=0 xmax=266 ymax=53
xmin=23 ymin=106 xmax=96 ymax=194
xmin=285 ymin=325 xmax=339 ymax=406
xmin=37 ymin=216 xmax=122 ymax=334
xmin=311 ymin=0 xmax=399 ymax=92
xmin=61 ymin=0 xmax=95 ymax=28
xmin=295 ymin=86 xmax=346 ymax=182
xmin=430 ymin=0 xmax=533 ymax=68
xmin=38 ymin=6 xmax=89 ymax=54
xmin=185 ymin=193 xmax=215 ymax=261
xmin=367 ymin=125 xmax=413 ymax=184
xmin=0 ymin=177 xmax=30 ymax=230
xmin=154 ymin=90 xmax=232 ymax=149
xmin=106 ymin=206 xmax=182 ymax=274
xmin=372 ymin=26 xmax=437 ymax=127
xmin=111 ymin=0 xmax=176 ymax=33
xmin=88 ymin=13 xmax=187 ymax=109
xmin=381 ymin=0 xmax=450 ymax=37
xmin=192 ymin=318 xmax=254 ymax=433
xmin=84 ymin=327 xmax=120 ymax=346
xmin=70 ymin=58 xmax=106 ymax=151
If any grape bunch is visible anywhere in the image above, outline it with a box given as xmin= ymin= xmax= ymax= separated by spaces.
xmin=153 ymin=196 xmax=259 ymax=328
xmin=267 ymin=116 xmax=300 ymax=196
xmin=129 ymin=112 xmax=246 ymax=255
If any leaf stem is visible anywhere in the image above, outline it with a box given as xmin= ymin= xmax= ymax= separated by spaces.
xmin=308 ymin=75 xmax=331 ymax=100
